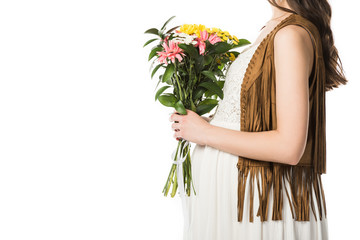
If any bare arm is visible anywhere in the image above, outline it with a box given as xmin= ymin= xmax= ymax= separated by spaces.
xmin=204 ymin=25 xmax=314 ymax=165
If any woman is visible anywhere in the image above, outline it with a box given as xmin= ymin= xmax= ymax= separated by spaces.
xmin=169 ymin=0 xmax=347 ymax=239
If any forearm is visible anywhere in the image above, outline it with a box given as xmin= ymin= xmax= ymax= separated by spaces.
xmin=204 ymin=125 xmax=299 ymax=165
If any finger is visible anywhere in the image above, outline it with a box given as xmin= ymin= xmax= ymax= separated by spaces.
xmin=174 ymin=131 xmax=182 ymax=140
xmin=168 ymin=110 xmax=176 ymax=121
xmin=170 ymin=113 xmax=182 ymax=122
xmin=171 ymin=123 xmax=181 ymax=130
xmin=169 ymin=113 xmax=177 ymax=122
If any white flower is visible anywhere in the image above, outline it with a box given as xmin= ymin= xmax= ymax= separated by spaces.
xmin=172 ymin=32 xmax=198 ymax=45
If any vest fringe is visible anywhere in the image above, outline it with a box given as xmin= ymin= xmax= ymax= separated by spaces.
xmin=237 ymin=13 xmax=327 ymax=223
xmin=313 ymin=55 xmax=327 ymax=174
xmin=237 ymin=162 xmax=327 ymax=222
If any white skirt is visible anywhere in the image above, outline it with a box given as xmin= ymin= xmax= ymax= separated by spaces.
xmin=183 ymin=119 xmax=328 ymax=240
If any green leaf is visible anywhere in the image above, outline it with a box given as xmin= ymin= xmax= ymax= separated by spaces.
xmin=217 ymin=62 xmax=224 ymax=70
xmin=166 ymin=25 xmax=180 ymax=34
xmin=227 ymin=51 xmax=240 ymax=58
xmin=158 ymin=31 xmax=165 ymax=40
xmin=162 ymin=64 xmax=175 ymax=83
xmin=144 ymin=28 xmax=160 ymax=36
xmin=148 ymin=46 xmax=162 ymax=61
xmin=155 ymin=74 xmax=163 ymax=90
xmin=165 ymin=78 xmax=172 ymax=85
xmin=193 ymin=87 xmax=207 ymax=100
xmin=155 ymin=86 xmax=170 ymax=101
xmin=161 ymin=16 xmax=176 ymax=31
xmin=213 ymin=42 xmax=233 ymax=54
xmin=201 ymin=70 xmax=217 ymax=82
xmin=232 ymin=38 xmax=251 ymax=48
xmin=151 ymin=64 xmax=164 ymax=79
xmin=204 ymin=40 xmax=214 ymax=52
xmin=194 ymin=56 xmax=205 ymax=72
xmin=217 ymin=80 xmax=225 ymax=89
xmin=199 ymin=98 xmax=218 ymax=105
xmin=203 ymin=55 xmax=213 ymax=66
xmin=196 ymin=101 xmax=218 ymax=115
xmin=213 ymin=68 xmax=224 ymax=77
xmin=177 ymin=67 xmax=187 ymax=76
xmin=178 ymin=43 xmax=199 ymax=58
xmin=158 ymin=93 xmax=177 ymax=107
xmin=198 ymin=81 xmax=224 ymax=99
xmin=174 ymin=100 xmax=187 ymax=115
xmin=143 ymin=38 xmax=159 ymax=48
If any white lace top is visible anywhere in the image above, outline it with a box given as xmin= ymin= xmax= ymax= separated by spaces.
xmin=210 ymin=42 xmax=260 ymax=126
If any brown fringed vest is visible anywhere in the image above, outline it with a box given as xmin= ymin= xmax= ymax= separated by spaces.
xmin=237 ymin=13 xmax=327 ymax=222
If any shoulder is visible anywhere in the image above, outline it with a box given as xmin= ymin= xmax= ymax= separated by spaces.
xmin=273 ymin=24 xmax=314 ymax=75
xmin=274 ymin=24 xmax=314 ymax=55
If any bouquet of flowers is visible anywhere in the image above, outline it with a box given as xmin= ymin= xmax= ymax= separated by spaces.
xmin=143 ymin=16 xmax=250 ymax=198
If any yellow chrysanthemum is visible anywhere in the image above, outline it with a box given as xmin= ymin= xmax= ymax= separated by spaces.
xmin=216 ymin=58 xmax=221 ymax=64
xmin=229 ymin=53 xmax=236 ymax=61
xmin=178 ymin=24 xmax=239 ymax=44
xmin=192 ymin=24 xmax=206 ymax=38
xmin=214 ymin=29 xmax=233 ymax=42
xmin=210 ymin=30 xmax=216 ymax=34
xmin=179 ymin=24 xmax=196 ymax=35
xmin=198 ymin=24 xmax=206 ymax=32
xmin=212 ymin=27 xmax=220 ymax=33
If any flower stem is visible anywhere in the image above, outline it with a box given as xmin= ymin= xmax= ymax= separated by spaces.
xmin=162 ymin=140 xmax=182 ymax=196
xmin=174 ymin=63 xmax=183 ymax=102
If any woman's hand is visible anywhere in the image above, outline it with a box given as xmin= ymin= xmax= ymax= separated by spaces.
xmin=169 ymin=109 xmax=212 ymax=146
xmin=201 ymin=114 xmax=215 ymax=123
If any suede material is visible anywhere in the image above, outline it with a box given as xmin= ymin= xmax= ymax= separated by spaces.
xmin=236 ymin=13 xmax=327 ymax=222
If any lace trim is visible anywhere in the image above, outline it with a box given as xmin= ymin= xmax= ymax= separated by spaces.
xmin=210 ymin=43 xmax=260 ymax=124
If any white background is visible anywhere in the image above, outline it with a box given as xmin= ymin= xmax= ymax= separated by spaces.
xmin=0 ymin=0 xmax=357 ymax=239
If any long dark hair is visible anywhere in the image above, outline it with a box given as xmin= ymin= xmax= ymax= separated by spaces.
xmin=267 ymin=0 xmax=347 ymax=91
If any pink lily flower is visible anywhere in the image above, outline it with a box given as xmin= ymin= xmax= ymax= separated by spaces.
xmin=208 ymin=33 xmax=222 ymax=45
xmin=157 ymin=39 xmax=185 ymax=65
xmin=194 ymin=30 xmax=222 ymax=55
